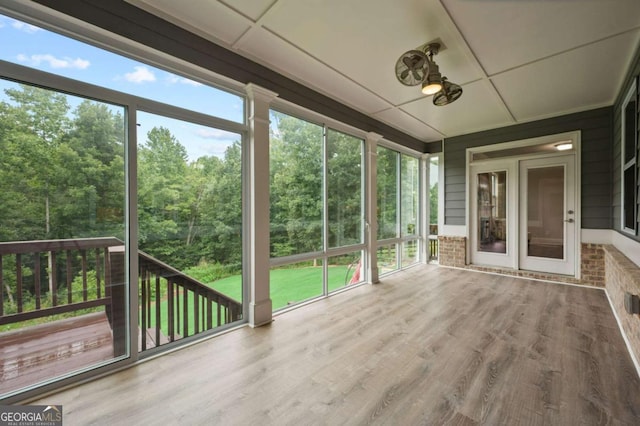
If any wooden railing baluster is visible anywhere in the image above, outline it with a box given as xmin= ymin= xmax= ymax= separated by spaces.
xmin=194 ymin=286 xmax=199 ymax=335
xmin=168 ymin=280 xmax=174 ymax=341
xmin=66 ymin=250 xmax=73 ymax=304
xmin=81 ymin=250 xmax=88 ymax=301
xmin=176 ymin=284 xmax=180 ymax=340
xmin=141 ymin=264 xmax=147 ymax=351
xmin=34 ymin=253 xmax=41 ymax=310
xmin=0 ymin=238 xmax=242 ymax=354
xmin=50 ymin=252 xmax=57 ymax=306
xmin=95 ymin=248 xmax=101 ymax=299
xmin=155 ymin=273 xmax=160 ymax=346
xmin=217 ymin=298 xmax=221 ymax=327
xmin=0 ymin=255 xmax=4 ymax=317
xmin=16 ymin=253 xmax=23 ymax=313
xmin=183 ymin=284 xmax=188 ymax=338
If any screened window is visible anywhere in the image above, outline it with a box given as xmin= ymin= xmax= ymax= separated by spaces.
xmin=0 ymin=79 xmax=128 ymax=395
xmin=376 ymin=146 xmax=422 ymax=273
xmin=401 ymin=154 xmax=419 ymax=236
xmin=327 ymin=128 xmax=363 ymax=248
xmin=377 ymin=146 xmax=398 ymax=240
xmin=269 ymin=111 xmax=323 ymax=257
xmin=0 ymin=11 xmax=246 ymax=397
xmin=269 ymin=110 xmax=365 ymax=309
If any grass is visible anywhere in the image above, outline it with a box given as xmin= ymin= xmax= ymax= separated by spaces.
xmin=142 ymin=264 xmax=359 ymax=339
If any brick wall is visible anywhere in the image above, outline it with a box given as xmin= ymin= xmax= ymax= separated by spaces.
xmin=603 ymin=245 xmax=640 ymax=366
xmin=438 ymin=238 xmax=605 ymax=287
xmin=581 ymin=243 xmax=605 ymax=287
xmin=438 ymin=236 xmax=466 ymax=267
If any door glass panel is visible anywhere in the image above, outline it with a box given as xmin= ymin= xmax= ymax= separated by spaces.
xmin=477 ymin=171 xmax=507 ymax=253
xmin=526 ymin=166 xmax=564 ymax=259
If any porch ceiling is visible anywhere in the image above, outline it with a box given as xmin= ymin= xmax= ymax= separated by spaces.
xmin=125 ymin=0 xmax=640 ymax=146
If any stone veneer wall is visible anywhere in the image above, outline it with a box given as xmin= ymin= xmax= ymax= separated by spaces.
xmin=603 ymin=245 xmax=640 ymax=367
xmin=437 ymin=236 xmax=466 ymax=267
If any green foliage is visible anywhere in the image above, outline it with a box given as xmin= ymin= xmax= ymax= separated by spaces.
xmin=183 ymin=260 xmax=240 ymax=284
xmin=376 ymin=146 xmax=398 ymax=239
xmin=269 ymin=112 xmax=323 ymax=256
xmin=430 ymin=182 xmax=438 ymax=225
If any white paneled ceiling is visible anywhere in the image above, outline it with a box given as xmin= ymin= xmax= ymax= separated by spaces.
xmin=126 ymin=0 xmax=640 ymax=145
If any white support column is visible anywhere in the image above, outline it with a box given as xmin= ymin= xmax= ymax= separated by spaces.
xmin=245 ymin=83 xmax=278 ymax=327
xmin=366 ymin=132 xmax=383 ymax=284
xmin=420 ymin=153 xmax=430 ymax=264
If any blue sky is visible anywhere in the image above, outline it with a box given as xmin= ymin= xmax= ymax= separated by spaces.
xmin=0 ymin=14 xmax=243 ymax=161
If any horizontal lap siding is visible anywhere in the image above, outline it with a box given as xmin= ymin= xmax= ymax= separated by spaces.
xmin=443 ymin=107 xmax=613 ymax=228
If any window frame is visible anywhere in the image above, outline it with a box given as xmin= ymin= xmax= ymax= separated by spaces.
xmin=375 ymin=144 xmax=423 ymax=276
xmin=621 ymin=78 xmax=638 ymax=235
xmin=268 ymin=106 xmax=367 ymax=309
xmin=0 ymin=5 xmax=249 ymax=401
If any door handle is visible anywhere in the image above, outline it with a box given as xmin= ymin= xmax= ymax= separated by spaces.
xmin=564 ymin=218 xmax=574 ymax=223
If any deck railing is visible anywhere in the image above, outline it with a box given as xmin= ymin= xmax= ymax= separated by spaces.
xmin=137 ymin=250 xmax=242 ymax=351
xmin=0 ymin=238 xmax=242 ymax=355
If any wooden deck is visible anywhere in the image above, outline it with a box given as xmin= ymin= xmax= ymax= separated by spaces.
xmin=1 ymin=312 xmax=113 ymax=395
xmin=30 ymin=265 xmax=640 ymax=424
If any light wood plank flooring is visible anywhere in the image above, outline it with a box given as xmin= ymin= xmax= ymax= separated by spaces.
xmin=33 ymin=265 xmax=640 ymax=425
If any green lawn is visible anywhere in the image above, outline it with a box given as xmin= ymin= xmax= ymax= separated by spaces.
xmin=211 ymin=264 xmax=356 ymax=310
xmin=143 ymin=264 xmax=360 ymax=339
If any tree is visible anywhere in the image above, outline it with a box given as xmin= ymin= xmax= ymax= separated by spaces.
xmin=1 ymin=84 xmax=71 ymax=238
xmin=430 ymin=183 xmax=438 ymax=226
xmin=269 ymin=112 xmax=323 ymax=257
xmin=138 ymin=126 xmax=189 ymax=262
xmin=327 ymin=129 xmax=362 ymax=247
xmin=376 ymin=146 xmax=398 ymax=240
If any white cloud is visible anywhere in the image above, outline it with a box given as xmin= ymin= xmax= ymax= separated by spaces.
xmin=166 ymin=74 xmax=202 ymax=87
xmin=17 ymin=53 xmax=90 ymax=70
xmin=196 ymin=128 xmax=237 ymax=140
xmin=124 ymin=66 xmax=156 ymax=83
xmin=12 ymin=20 xmax=42 ymax=34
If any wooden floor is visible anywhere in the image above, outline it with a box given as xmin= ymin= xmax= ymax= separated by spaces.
xmin=32 ymin=265 xmax=640 ymax=425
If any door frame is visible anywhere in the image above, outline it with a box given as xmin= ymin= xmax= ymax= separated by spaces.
xmin=465 ymin=131 xmax=581 ymax=277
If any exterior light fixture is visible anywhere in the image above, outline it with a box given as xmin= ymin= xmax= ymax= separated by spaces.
xmin=421 ymin=60 xmax=442 ymax=95
xmin=555 ymin=142 xmax=573 ymax=151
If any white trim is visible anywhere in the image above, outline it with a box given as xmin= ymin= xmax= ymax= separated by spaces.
xmin=621 ymin=79 xmax=637 ymax=234
xmin=468 ymin=131 xmax=580 ymax=159
xmin=612 ymin=231 xmax=640 ymax=268
xmin=605 ymin=289 xmax=640 ymax=379
xmin=465 ymin=131 xmax=581 ymax=277
xmin=581 ymin=229 xmax=613 ymax=244
xmin=441 ymin=225 xmax=467 ymax=237
xmin=420 ymin=154 xmax=430 ymax=264
xmin=437 ymin=151 xmax=445 ymax=234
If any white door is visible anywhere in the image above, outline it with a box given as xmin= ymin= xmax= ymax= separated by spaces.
xmin=519 ymin=155 xmax=576 ymax=275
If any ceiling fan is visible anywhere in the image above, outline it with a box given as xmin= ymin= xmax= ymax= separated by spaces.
xmin=395 ymin=42 xmax=462 ymax=106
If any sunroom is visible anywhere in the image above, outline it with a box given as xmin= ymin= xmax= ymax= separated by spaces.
xmin=1 ymin=0 xmax=640 ymax=423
